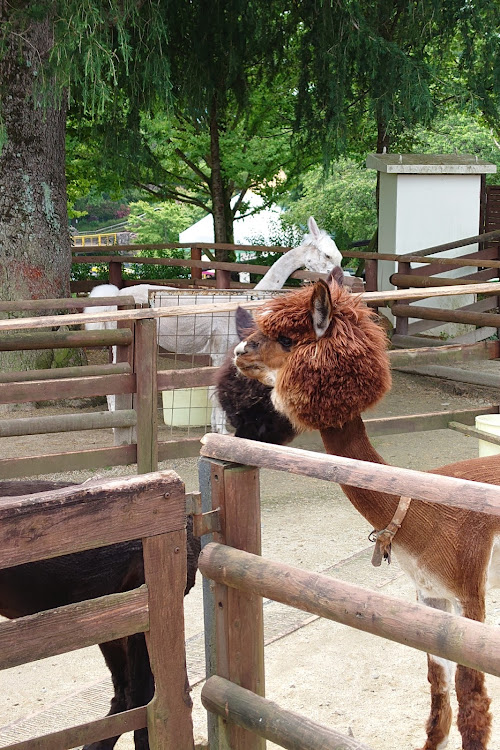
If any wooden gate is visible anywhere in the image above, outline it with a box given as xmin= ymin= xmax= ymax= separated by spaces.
xmin=198 ymin=434 xmax=500 ymax=750
xmin=0 ymin=471 xmax=193 ymax=750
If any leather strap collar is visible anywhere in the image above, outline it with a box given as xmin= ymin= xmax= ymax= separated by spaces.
xmin=370 ymin=495 xmax=412 ymax=567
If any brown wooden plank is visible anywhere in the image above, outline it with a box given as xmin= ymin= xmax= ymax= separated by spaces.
xmin=392 ymin=304 xmax=500 ymax=328
xmin=135 ymin=318 xmax=158 ymax=474
xmin=406 ymin=295 xmax=499 ymax=336
xmin=0 ymin=362 xmax=131 ymax=384
xmin=199 ymin=543 xmax=500 ymax=678
xmin=393 ymin=364 xmax=500 ymax=389
xmin=343 ymin=249 xmax=500 ymax=268
xmin=388 ymin=341 xmax=499 ymax=368
xmin=390 ymin=334 xmax=449 ymax=348
xmin=449 ymin=421 xmax=500 ymax=446
xmin=71 ymin=254 xmax=322 ymax=281
xmin=406 ymin=246 xmax=498 ymax=278
xmin=220 ymin=465 xmax=265 ymax=750
xmin=4 ymin=283 xmax=500 ymax=332
xmin=202 ymin=676 xmax=374 ymax=750
xmin=0 ymin=329 xmax=132 ymax=351
xmin=0 ymin=444 xmax=138 ymax=480
xmin=157 ymin=366 xmax=217 ymax=390
xmin=143 ymin=529 xmax=194 ymax=749
xmin=72 ymin=241 xmax=289 ymax=254
xmin=0 ymin=471 xmax=186 ymax=567
xmin=0 ymin=707 xmax=147 ymax=750
xmin=364 ymin=406 xmax=498 ymax=436
xmin=158 ymin=438 xmax=203 ymax=461
xmin=199 ymin=434 xmax=500 ymax=516
xmin=0 ymin=296 xmax=136 ymax=313
xmin=0 ymin=586 xmax=148 ymax=670
xmin=0 ymin=410 xmax=137 ymax=437
xmin=0 ymin=373 xmax=135 ymax=404
xmin=390 ymin=270 xmax=498 ymax=288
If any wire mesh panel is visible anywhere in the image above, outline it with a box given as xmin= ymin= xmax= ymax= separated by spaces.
xmin=151 ymin=289 xmax=290 ymax=437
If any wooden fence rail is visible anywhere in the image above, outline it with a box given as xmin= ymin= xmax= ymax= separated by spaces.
xmin=198 ymin=435 xmax=500 ymax=750
xmin=0 ymin=289 xmax=498 ymax=480
xmin=200 ymin=542 xmax=500 ymax=677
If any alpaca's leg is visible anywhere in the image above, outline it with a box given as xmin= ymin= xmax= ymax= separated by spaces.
xmin=209 ymin=386 xmax=229 ymax=434
xmin=455 ymin=598 xmax=491 ymax=750
xmin=83 ymin=639 xmax=129 ymax=750
xmin=128 ymin=633 xmax=154 ymax=750
xmin=420 ymin=654 xmax=454 ymax=750
xmin=417 ymin=596 xmax=453 ymax=750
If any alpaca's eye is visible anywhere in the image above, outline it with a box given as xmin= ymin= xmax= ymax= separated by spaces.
xmin=277 ymin=335 xmax=293 ymax=350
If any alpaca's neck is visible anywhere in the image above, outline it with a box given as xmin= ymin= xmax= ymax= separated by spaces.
xmin=254 ymin=246 xmax=308 ymax=290
xmin=320 ymin=416 xmax=400 ymax=530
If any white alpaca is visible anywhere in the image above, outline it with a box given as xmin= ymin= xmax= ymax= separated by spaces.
xmin=84 ymin=217 xmax=343 ymax=434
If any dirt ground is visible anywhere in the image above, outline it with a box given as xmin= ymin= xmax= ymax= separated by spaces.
xmin=1 ymin=367 xmax=500 ymax=749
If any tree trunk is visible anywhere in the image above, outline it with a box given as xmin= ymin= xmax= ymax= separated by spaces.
xmin=209 ymin=96 xmax=234 ymax=256
xmin=376 ymin=116 xmax=390 ymax=154
xmin=0 ymin=9 xmax=72 ymax=371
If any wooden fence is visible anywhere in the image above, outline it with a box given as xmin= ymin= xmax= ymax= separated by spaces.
xmin=197 ymin=434 xmax=500 ymax=750
xmin=71 ymin=228 xmax=500 ymax=347
xmin=0 ymin=471 xmax=193 ymax=750
xmin=1 ymin=287 xmax=500 ymax=479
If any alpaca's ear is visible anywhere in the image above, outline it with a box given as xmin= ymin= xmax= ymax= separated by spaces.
xmin=235 ymin=306 xmax=256 ymax=341
xmin=307 ymin=216 xmax=320 ymax=239
xmin=311 ymin=279 xmax=333 ymax=338
xmin=326 ymin=266 xmax=344 ymax=288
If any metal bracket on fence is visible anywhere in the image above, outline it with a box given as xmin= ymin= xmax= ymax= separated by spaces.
xmin=186 ymin=491 xmax=221 ymax=537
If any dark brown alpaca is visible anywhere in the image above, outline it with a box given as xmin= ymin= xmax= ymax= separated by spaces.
xmin=215 ymin=306 xmax=297 ymax=445
xmin=234 ymin=274 xmax=500 ymax=750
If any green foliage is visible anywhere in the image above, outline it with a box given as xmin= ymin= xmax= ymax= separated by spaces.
xmin=128 ymin=249 xmax=191 ymax=281
xmin=292 ymin=0 xmax=500 ymax=155
xmin=70 ymin=262 xmax=109 ymax=281
xmin=410 ymin=113 xmax=500 ymax=182
xmin=281 ymin=159 xmax=377 ymax=252
xmin=126 ymin=200 xmax=201 ymax=280
xmin=127 ymin=201 xmax=203 ymax=244
xmin=50 ymin=1 xmax=172 ymax=116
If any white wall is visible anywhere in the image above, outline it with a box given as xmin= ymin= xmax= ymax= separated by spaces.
xmin=378 ymin=173 xmax=482 ymax=290
xmin=377 ymin=173 xmax=484 ymax=337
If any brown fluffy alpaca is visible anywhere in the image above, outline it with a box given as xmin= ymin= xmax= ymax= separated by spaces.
xmin=234 ymin=274 xmax=500 ymax=750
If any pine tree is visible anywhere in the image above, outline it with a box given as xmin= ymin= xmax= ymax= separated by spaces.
xmin=292 ymin=0 xmax=500 ymax=155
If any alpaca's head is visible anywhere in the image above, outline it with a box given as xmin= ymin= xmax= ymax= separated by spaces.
xmin=300 ymin=216 xmax=343 ymax=273
xmin=234 ymin=270 xmax=391 ymax=430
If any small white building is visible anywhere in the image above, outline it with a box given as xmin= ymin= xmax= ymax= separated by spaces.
xmin=179 ymin=192 xmax=282 ymax=247
xmin=366 ymin=153 xmax=497 ymax=337
xmin=179 ymin=192 xmax=282 ymax=282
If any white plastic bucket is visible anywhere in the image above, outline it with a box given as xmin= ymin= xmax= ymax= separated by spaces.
xmin=475 ymin=414 xmax=500 ymax=457
xmin=162 ymin=387 xmax=212 ymax=427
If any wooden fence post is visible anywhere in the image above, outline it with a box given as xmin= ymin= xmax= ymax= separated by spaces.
xmin=143 ymin=526 xmax=194 ymax=750
xmin=364 ymin=258 xmax=378 ymax=293
xmin=135 ymin=317 xmax=158 ymax=474
xmin=216 ymin=269 xmax=232 ymax=289
xmin=191 ymin=246 xmax=203 ymax=282
xmin=199 ymin=456 xmax=265 ymax=750
xmin=394 ymin=260 xmax=410 ymax=336
xmin=109 ymin=260 xmax=123 ymax=288
xmin=113 ymin=317 xmax=135 ymax=446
